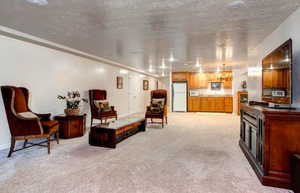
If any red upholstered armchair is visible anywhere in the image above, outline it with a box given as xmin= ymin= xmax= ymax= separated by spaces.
xmin=1 ymin=86 xmax=59 ymax=157
xmin=89 ymin=89 xmax=117 ymax=127
xmin=145 ymin=89 xmax=168 ymax=128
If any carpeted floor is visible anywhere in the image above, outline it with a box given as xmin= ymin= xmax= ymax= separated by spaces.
xmin=0 ymin=113 xmax=293 ymax=193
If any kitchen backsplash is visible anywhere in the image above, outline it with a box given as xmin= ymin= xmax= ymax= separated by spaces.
xmin=190 ymin=83 xmax=232 ymax=96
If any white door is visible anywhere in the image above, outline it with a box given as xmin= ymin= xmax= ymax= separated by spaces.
xmin=173 ymin=82 xmax=187 ymax=112
xmin=128 ymin=75 xmax=142 ymax=114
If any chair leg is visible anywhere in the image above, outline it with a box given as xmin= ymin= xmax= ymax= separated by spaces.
xmin=23 ymin=139 xmax=28 ymax=148
xmin=47 ymin=137 xmax=51 ymax=154
xmin=8 ymin=137 xmax=16 ymax=158
xmin=90 ymin=118 xmax=93 ymax=128
xmin=162 ymin=118 xmax=164 ymax=128
xmin=56 ymin=131 xmax=59 ymax=144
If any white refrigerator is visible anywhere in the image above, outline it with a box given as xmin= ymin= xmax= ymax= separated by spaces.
xmin=172 ymin=82 xmax=187 ymax=112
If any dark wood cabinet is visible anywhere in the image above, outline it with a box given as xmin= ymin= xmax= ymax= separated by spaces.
xmin=240 ymin=104 xmax=300 ymax=189
xmin=291 ymin=155 xmax=300 ymax=193
xmin=55 ymin=114 xmax=86 ymax=139
xmin=237 ymin=91 xmax=248 ymax=115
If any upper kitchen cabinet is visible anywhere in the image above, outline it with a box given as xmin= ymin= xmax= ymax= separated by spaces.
xmin=208 ymin=73 xmax=218 ymax=82
xmin=207 ymin=72 xmax=232 ymax=88
xmin=188 ymin=73 xmax=208 ymax=89
xmin=172 ymin=72 xmax=188 ymax=81
xmin=223 ymin=79 xmax=232 ymax=89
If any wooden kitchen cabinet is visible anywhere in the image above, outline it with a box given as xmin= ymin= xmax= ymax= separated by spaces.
xmin=188 ymin=73 xmax=208 ymax=89
xmin=199 ymin=97 xmax=209 ymax=112
xmin=207 ymin=97 xmax=216 ymax=112
xmin=172 ymin=72 xmax=188 ymax=81
xmin=224 ymin=97 xmax=233 ymax=113
xmin=189 ymin=97 xmax=232 ymax=113
xmin=188 ymin=97 xmax=201 ymax=112
xmin=223 ymin=80 xmax=232 ymax=89
xmin=207 ymin=73 xmax=218 ymax=82
xmin=214 ymin=97 xmax=225 ymax=112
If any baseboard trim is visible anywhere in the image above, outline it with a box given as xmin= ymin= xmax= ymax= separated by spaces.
xmin=0 ymin=143 xmax=10 ymax=151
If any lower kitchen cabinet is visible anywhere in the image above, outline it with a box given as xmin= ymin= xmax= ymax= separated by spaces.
xmin=188 ymin=97 xmax=201 ymax=112
xmin=188 ymin=96 xmax=232 ymax=113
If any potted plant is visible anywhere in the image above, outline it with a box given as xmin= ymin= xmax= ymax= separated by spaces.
xmin=57 ymin=91 xmax=88 ymax=116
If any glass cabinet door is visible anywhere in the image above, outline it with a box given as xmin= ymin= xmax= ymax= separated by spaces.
xmin=250 ymin=127 xmax=257 ymax=158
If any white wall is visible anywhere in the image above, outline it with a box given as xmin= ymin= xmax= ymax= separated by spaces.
xmin=247 ymin=7 xmax=300 ymax=107
xmin=158 ymin=76 xmax=172 ymax=111
xmin=0 ymin=34 xmax=157 ymax=150
xmin=232 ymin=67 xmax=248 ymax=114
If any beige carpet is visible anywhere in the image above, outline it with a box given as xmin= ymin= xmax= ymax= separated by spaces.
xmin=0 ymin=113 xmax=293 ymax=193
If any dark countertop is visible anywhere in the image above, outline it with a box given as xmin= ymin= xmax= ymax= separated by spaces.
xmin=241 ymin=103 xmax=300 ymax=115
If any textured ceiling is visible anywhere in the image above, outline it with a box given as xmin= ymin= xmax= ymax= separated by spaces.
xmin=0 ymin=0 xmax=300 ymax=75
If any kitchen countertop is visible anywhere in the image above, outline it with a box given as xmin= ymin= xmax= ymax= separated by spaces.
xmin=189 ymin=95 xmax=233 ymax=97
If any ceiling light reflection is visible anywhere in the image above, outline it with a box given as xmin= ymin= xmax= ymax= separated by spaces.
xmin=26 ymin=0 xmax=48 ymax=6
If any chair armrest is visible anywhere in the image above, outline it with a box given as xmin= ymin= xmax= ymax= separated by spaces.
xmin=15 ymin=114 xmax=40 ymax=121
xmin=35 ymin=113 xmax=51 ymax=121
xmin=13 ymin=115 xmax=43 ymax=135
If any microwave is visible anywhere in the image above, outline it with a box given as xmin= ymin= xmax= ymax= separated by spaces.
xmin=211 ymin=82 xmax=222 ymax=90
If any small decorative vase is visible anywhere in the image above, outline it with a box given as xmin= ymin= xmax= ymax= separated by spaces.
xmin=64 ymin=108 xmax=80 ymax=116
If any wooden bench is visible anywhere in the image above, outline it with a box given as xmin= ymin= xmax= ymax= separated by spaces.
xmin=89 ymin=116 xmax=146 ymax=148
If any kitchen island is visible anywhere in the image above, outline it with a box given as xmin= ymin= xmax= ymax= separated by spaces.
xmin=240 ymin=103 xmax=300 ymax=189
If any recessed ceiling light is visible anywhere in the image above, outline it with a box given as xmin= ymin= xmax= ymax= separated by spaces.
xmin=228 ymin=0 xmax=245 ymax=8
xmin=26 ymin=0 xmax=48 ymax=6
